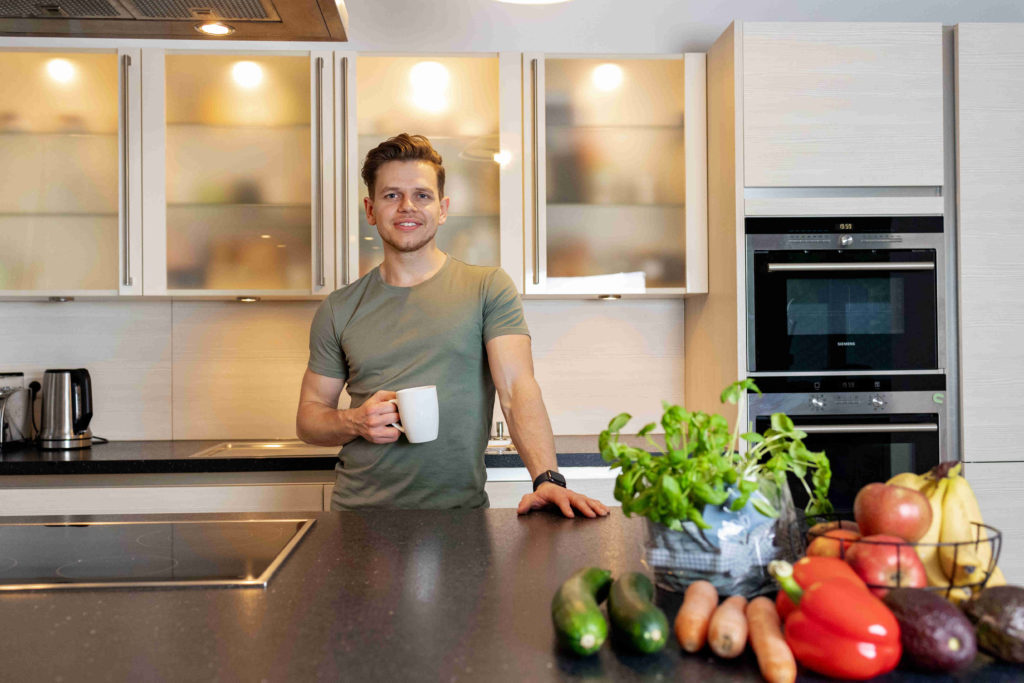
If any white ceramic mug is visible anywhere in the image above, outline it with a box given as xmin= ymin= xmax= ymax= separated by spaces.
xmin=387 ymin=385 xmax=439 ymax=444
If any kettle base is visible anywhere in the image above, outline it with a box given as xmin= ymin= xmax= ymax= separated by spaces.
xmin=39 ymin=433 xmax=92 ymax=451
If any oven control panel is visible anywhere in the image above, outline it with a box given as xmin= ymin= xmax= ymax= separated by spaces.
xmin=806 ymin=393 xmax=890 ymax=411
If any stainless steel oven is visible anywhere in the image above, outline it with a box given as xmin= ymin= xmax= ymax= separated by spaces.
xmin=747 ymin=375 xmax=948 ymax=512
xmin=746 ymin=216 xmax=944 ymax=373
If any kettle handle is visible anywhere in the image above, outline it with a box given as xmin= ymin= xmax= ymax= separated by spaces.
xmin=71 ymin=369 xmax=93 ymax=434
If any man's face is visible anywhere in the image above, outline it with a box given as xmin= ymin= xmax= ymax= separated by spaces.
xmin=364 ymin=160 xmax=449 ymax=255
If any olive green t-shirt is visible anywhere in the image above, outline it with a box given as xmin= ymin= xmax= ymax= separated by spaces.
xmin=307 ymin=255 xmax=530 ymax=510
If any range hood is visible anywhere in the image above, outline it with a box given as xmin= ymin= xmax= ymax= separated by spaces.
xmin=0 ymin=0 xmax=348 ymax=41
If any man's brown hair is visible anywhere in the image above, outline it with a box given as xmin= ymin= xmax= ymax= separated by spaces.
xmin=361 ymin=133 xmax=445 ymax=198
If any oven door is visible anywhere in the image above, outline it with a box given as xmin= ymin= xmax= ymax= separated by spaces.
xmin=749 ymin=248 xmax=938 ymax=372
xmin=755 ymin=414 xmax=942 ymax=512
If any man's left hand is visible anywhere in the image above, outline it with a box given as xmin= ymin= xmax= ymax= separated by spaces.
xmin=517 ymin=483 xmax=610 ymax=518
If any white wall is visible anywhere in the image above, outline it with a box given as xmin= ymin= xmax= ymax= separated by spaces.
xmin=343 ymin=0 xmax=1024 ymax=54
xmin=0 ymin=298 xmax=684 ymax=440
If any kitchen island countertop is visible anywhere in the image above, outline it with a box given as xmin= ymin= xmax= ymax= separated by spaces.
xmin=0 ymin=508 xmax=1016 ymax=682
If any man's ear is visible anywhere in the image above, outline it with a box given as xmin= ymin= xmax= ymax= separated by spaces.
xmin=364 ymin=196 xmax=376 ymax=225
xmin=438 ymin=196 xmax=450 ymax=225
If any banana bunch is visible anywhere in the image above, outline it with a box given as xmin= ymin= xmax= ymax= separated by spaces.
xmin=887 ymin=463 xmax=1005 ymax=601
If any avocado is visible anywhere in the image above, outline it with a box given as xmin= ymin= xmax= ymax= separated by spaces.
xmin=964 ymin=585 xmax=1024 ymax=663
xmin=882 ymin=588 xmax=977 ymax=672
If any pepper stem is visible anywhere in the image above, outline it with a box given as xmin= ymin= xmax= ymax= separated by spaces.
xmin=768 ymin=560 xmax=804 ymax=605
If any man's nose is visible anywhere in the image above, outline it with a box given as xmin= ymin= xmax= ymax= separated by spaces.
xmin=398 ymin=195 xmax=415 ymax=211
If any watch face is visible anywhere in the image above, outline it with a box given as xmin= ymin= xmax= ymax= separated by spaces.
xmin=551 ymin=471 xmax=566 ymax=486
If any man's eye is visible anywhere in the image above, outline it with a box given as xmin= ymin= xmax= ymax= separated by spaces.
xmin=418 ymin=193 xmax=431 ymax=199
xmin=384 ymin=192 xmax=397 ymax=199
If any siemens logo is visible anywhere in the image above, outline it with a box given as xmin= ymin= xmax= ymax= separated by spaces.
xmin=837 ymin=341 xmax=856 ymax=347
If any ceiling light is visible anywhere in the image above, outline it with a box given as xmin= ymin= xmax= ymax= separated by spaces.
xmin=195 ymin=22 xmax=235 ymax=36
xmin=410 ymin=61 xmax=450 ymax=113
xmin=237 ymin=296 xmax=260 ymax=303
xmin=260 ymin=234 xmax=271 ymax=239
xmin=232 ymin=61 xmax=263 ymax=89
xmin=46 ymin=59 xmax=74 ymax=84
xmin=592 ymin=64 xmax=624 ymax=92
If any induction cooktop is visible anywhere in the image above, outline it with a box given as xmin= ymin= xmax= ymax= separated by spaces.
xmin=0 ymin=518 xmax=315 ymax=591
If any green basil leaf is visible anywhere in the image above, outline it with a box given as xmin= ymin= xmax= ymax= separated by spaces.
xmin=608 ymin=412 xmax=632 ymax=433
xmin=752 ymin=497 xmax=779 ymax=518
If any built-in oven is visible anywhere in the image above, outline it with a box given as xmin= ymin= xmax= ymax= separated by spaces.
xmin=746 ymin=216 xmax=944 ymax=373
xmin=747 ymin=375 xmax=947 ymax=512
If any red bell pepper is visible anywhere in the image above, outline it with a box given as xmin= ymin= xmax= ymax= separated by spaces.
xmin=769 ymin=560 xmax=901 ymax=680
xmin=775 ymin=556 xmax=869 ymax=621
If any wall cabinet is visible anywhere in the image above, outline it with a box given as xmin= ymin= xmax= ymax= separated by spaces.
xmin=523 ymin=54 xmax=707 ymax=296
xmin=742 ymin=22 xmax=944 ymax=189
xmin=0 ymin=41 xmax=707 ymax=300
xmin=0 ymin=47 xmax=142 ymax=297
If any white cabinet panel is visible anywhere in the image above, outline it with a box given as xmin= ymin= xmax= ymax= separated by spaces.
xmin=485 ymin=468 xmax=617 ymax=509
xmin=956 ymin=24 xmax=1024 ymax=463
xmin=743 ymin=23 xmax=943 ymax=188
xmin=963 ymin=461 xmax=1024 ymax=584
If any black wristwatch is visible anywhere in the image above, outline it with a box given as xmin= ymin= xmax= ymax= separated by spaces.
xmin=533 ymin=469 xmax=566 ymax=491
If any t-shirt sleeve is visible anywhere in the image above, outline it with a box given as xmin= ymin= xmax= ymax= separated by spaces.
xmin=482 ymin=268 xmax=530 ymax=342
xmin=307 ymin=297 xmax=348 ymax=380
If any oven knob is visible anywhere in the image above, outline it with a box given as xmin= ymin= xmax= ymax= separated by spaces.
xmin=871 ymin=396 xmax=886 ymax=408
xmin=839 ymin=235 xmax=854 ymax=247
xmin=810 ymin=396 xmax=825 ymax=409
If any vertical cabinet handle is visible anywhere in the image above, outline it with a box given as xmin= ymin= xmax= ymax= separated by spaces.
xmin=121 ymin=54 xmax=133 ymax=287
xmin=531 ymin=58 xmax=540 ymax=286
xmin=341 ymin=56 xmax=350 ymax=286
xmin=315 ymin=57 xmax=325 ymax=288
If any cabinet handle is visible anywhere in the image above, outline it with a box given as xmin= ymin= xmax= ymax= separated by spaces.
xmin=531 ymin=58 xmax=540 ymax=286
xmin=341 ymin=56 xmax=349 ymax=286
xmin=315 ymin=56 xmax=325 ymax=288
xmin=121 ymin=54 xmax=133 ymax=287
xmin=767 ymin=262 xmax=935 ymax=273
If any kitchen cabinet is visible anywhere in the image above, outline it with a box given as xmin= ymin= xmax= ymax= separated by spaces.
xmin=964 ymin=461 xmax=1024 ymax=584
xmin=0 ymin=47 xmax=142 ymax=297
xmin=742 ymin=23 xmax=944 ymax=189
xmin=523 ymin=54 xmax=707 ymax=297
xmin=955 ymin=23 xmax=1024 ymax=464
xmin=140 ymin=48 xmax=338 ymax=297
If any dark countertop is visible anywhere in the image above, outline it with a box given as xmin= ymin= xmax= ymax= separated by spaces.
xmin=0 ymin=508 xmax=1016 ymax=682
xmin=0 ymin=440 xmax=605 ymax=476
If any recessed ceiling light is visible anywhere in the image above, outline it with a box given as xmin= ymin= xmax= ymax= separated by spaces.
xmin=195 ymin=22 xmax=235 ymax=36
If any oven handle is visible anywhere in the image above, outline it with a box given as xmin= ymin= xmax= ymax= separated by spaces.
xmin=767 ymin=262 xmax=935 ymax=273
xmin=794 ymin=423 xmax=939 ymax=434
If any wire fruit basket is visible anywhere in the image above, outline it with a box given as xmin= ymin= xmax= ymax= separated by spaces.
xmin=802 ymin=512 xmax=1002 ymax=598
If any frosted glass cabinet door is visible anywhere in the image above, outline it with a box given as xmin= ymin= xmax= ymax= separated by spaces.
xmin=524 ymin=55 xmax=707 ymax=297
xmin=0 ymin=50 xmax=140 ymax=295
xmin=159 ymin=52 xmax=331 ymax=294
xmin=352 ymin=56 xmax=502 ymax=277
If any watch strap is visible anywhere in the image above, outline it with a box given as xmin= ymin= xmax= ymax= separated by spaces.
xmin=532 ymin=469 xmax=566 ymax=491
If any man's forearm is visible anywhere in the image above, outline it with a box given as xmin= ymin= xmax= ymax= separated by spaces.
xmin=296 ymin=403 xmax=359 ymax=447
xmin=502 ymin=377 xmax=559 ymax=480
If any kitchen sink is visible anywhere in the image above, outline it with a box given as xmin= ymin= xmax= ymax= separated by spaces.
xmin=188 ymin=440 xmax=339 ymax=458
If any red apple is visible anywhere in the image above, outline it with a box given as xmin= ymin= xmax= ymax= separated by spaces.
xmin=845 ymin=534 xmax=928 ymax=597
xmin=853 ymin=483 xmax=933 ymax=542
xmin=806 ymin=529 xmax=861 ymax=558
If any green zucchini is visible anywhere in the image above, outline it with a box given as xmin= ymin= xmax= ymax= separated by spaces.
xmin=608 ymin=572 xmax=668 ymax=654
xmin=551 ymin=567 xmax=613 ymax=656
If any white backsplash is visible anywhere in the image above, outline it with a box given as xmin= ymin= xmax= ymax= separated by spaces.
xmin=0 ymin=297 xmax=685 ymax=440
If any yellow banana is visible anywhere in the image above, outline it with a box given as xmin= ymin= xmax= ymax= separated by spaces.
xmin=918 ymin=477 xmax=950 ymax=587
xmin=887 ymin=471 xmax=929 ymax=491
xmin=943 ymin=586 xmax=972 ymax=606
xmin=939 ymin=471 xmax=992 ymax=586
xmin=985 ymin=565 xmax=1008 ymax=588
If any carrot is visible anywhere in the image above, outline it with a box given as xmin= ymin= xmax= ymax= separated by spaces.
xmin=746 ymin=596 xmax=797 ymax=683
xmin=708 ymin=594 xmax=748 ymax=658
xmin=674 ymin=580 xmax=718 ymax=653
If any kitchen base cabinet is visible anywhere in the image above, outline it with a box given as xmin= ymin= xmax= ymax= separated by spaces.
xmin=0 ymin=472 xmax=334 ymax=516
xmin=963 ymin=461 xmax=1024 ymax=584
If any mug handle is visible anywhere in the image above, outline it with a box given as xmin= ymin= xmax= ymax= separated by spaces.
xmin=386 ymin=398 xmax=405 ymax=433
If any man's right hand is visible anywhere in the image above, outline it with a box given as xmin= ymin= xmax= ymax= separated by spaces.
xmin=348 ymin=390 xmax=401 ymax=444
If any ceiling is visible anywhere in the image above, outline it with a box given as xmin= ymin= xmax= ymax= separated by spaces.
xmin=0 ymin=0 xmax=348 ymax=40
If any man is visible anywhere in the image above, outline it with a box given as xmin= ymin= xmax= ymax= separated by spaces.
xmin=296 ymin=133 xmax=608 ymax=519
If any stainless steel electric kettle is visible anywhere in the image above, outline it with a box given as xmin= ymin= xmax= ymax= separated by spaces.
xmin=40 ymin=368 xmax=93 ymax=450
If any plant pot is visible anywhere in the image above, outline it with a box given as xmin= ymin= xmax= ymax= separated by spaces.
xmin=642 ymin=478 xmax=805 ymax=598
